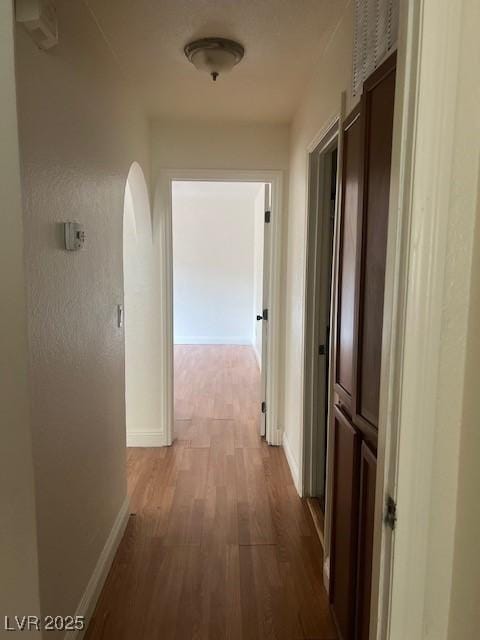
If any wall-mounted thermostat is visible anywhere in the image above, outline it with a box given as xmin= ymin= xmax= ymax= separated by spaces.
xmin=64 ymin=222 xmax=85 ymax=251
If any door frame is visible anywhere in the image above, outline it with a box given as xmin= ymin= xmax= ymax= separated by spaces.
xmin=155 ymin=168 xmax=284 ymax=447
xmin=259 ymin=183 xmax=271 ymax=438
xmin=300 ymin=107 xmax=346 ymax=599
xmin=302 ymin=121 xmax=339 ymax=500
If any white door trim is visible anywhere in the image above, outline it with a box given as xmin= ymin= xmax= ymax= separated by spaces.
xmin=299 ymin=105 xmax=346 ymax=596
xmin=259 ymin=183 xmax=271 ymax=438
xmin=373 ymin=1 xmax=472 ymax=639
xmin=154 ymin=169 xmax=284 ymax=447
xmin=301 ymin=122 xmax=339 ymax=500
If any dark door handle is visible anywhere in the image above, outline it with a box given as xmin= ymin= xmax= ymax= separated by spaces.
xmin=256 ymin=315 xmax=263 ymax=321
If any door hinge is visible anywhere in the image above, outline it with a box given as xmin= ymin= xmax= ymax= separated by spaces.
xmin=318 ymin=344 xmax=326 ymax=355
xmin=264 ymin=210 xmax=271 ymax=223
xmin=385 ymin=496 xmax=397 ymax=530
xmin=262 ymin=308 xmax=268 ymax=321
xmin=261 ymin=401 xmax=266 ymax=414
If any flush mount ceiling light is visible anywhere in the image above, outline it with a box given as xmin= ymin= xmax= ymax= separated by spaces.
xmin=184 ymin=37 xmax=245 ymax=82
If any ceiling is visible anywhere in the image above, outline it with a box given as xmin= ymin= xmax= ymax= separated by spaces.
xmin=85 ymin=0 xmax=348 ymax=123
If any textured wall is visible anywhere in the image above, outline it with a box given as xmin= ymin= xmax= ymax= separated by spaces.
xmin=447 ymin=172 xmax=480 ymax=640
xmin=0 ymin=3 xmax=42 ymax=632
xmin=437 ymin=0 xmax=480 ymax=636
xmin=15 ymin=1 xmax=149 ymax=618
xmin=151 ymin=120 xmax=290 ymax=174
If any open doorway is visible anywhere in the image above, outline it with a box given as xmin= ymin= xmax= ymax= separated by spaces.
xmin=302 ymin=125 xmax=339 ymax=543
xmin=158 ymin=169 xmax=283 ymax=448
xmin=171 ymin=180 xmax=269 ymax=442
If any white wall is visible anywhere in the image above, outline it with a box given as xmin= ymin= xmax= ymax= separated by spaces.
xmin=151 ymin=120 xmax=290 ymax=175
xmin=15 ymin=0 xmax=150 ymax=620
xmin=448 ymin=180 xmax=480 ymax=639
xmin=173 ymin=181 xmax=260 ymax=345
xmin=0 ymin=3 xmax=42 ymax=634
xmin=282 ymin=3 xmax=354 ymax=486
xmin=253 ymin=185 xmax=265 ymax=365
xmin=385 ymin=2 xmax=480 ymax=637
xmin=425 ymin=0 xmax=480 ymax=636
xmin=124 ymin=163 xmax=163 ymax=446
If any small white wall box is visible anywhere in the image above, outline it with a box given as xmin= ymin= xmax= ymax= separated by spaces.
xmin=64 ymin=222 xmax=85 ymax=251
xmin=16 ymin=0 xmax=58 ymax=51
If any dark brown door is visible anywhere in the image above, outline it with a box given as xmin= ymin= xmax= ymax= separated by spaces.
xmin=330 ymin=105 xmax=362 ymax=640
xmin=334 ymin=106 xmax=362 ymax=415
xmin=350 ymin=52 xmax=396 ymax=640
xmin=353 ymin=52 xmax=397 ymax=437
xmin=330 ymin=51 xmax=397 ymax=640
xmin=330 ymin=407 xmax=361 ymax=640
xmin=355 ymin=442 xmax=377 ymax=640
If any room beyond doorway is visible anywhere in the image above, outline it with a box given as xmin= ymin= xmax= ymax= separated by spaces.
xmin=171 ymin=180 xmax=266 ymax=441
xmin=158 ymin=170 xmax=284 ymax=448
xmin=174 ymin=345 xmax=261 ymax=441
xmin=172 ymin=181 xmax=265 ymax=350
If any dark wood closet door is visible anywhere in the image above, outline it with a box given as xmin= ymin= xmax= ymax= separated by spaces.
xmin=334 ymin=107 xmax=362 ymax=412
xmin=355 ymin=442 xmax=377 ymax=640
xmin=353 ymin=53 xmax=397 ymax=435
xmin=330 ymin=407 xmax=361 ymax=640
xmin=329 ymin=51 xmax=397 ymax=640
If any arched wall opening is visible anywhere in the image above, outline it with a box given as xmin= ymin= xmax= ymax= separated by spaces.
xmin=123 ymin=162 xmax=163 ymax=446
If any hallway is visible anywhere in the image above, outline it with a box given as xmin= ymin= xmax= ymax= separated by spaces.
xmin=85 ymin=346 xmax=336 ymax=639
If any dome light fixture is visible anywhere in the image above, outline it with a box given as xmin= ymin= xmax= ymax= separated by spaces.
xmin=184 ymin=37 xmax=245 ymax=82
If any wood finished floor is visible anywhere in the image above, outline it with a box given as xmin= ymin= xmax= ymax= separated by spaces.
xmin=85 ymin=345 xmax=337 ymax=640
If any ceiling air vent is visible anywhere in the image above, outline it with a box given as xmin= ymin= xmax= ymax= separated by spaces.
xmin=16 ymin=0 xmax=58 ymax=51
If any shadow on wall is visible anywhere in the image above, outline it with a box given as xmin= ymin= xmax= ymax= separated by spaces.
xmin=123 ymin=162 xmax=164 ymax=447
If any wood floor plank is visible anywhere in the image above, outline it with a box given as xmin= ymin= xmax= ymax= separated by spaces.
xmin=85 ymin=345 xmax=336 ymax=640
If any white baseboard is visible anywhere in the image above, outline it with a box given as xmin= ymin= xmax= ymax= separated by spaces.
xmin=174 ymin=336 xmax=252 ymax=345
xmin=126 ymin=430 xmax=164 ymax=447
xmin=65 ymin=496 xmax=130 ymax=640
xmin=282 ymin=432 xmax=302 ymax=496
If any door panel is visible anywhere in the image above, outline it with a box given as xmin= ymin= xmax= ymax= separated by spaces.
xmin=335 ymin=109 xmax=361 ymax=409
xmin=355 ymin=442 xmax=377 ymax=640
xmin=354 ymin=55 xmax=397 ymax=431
xmin=330 ymin=406 xmax=361 ymax=640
